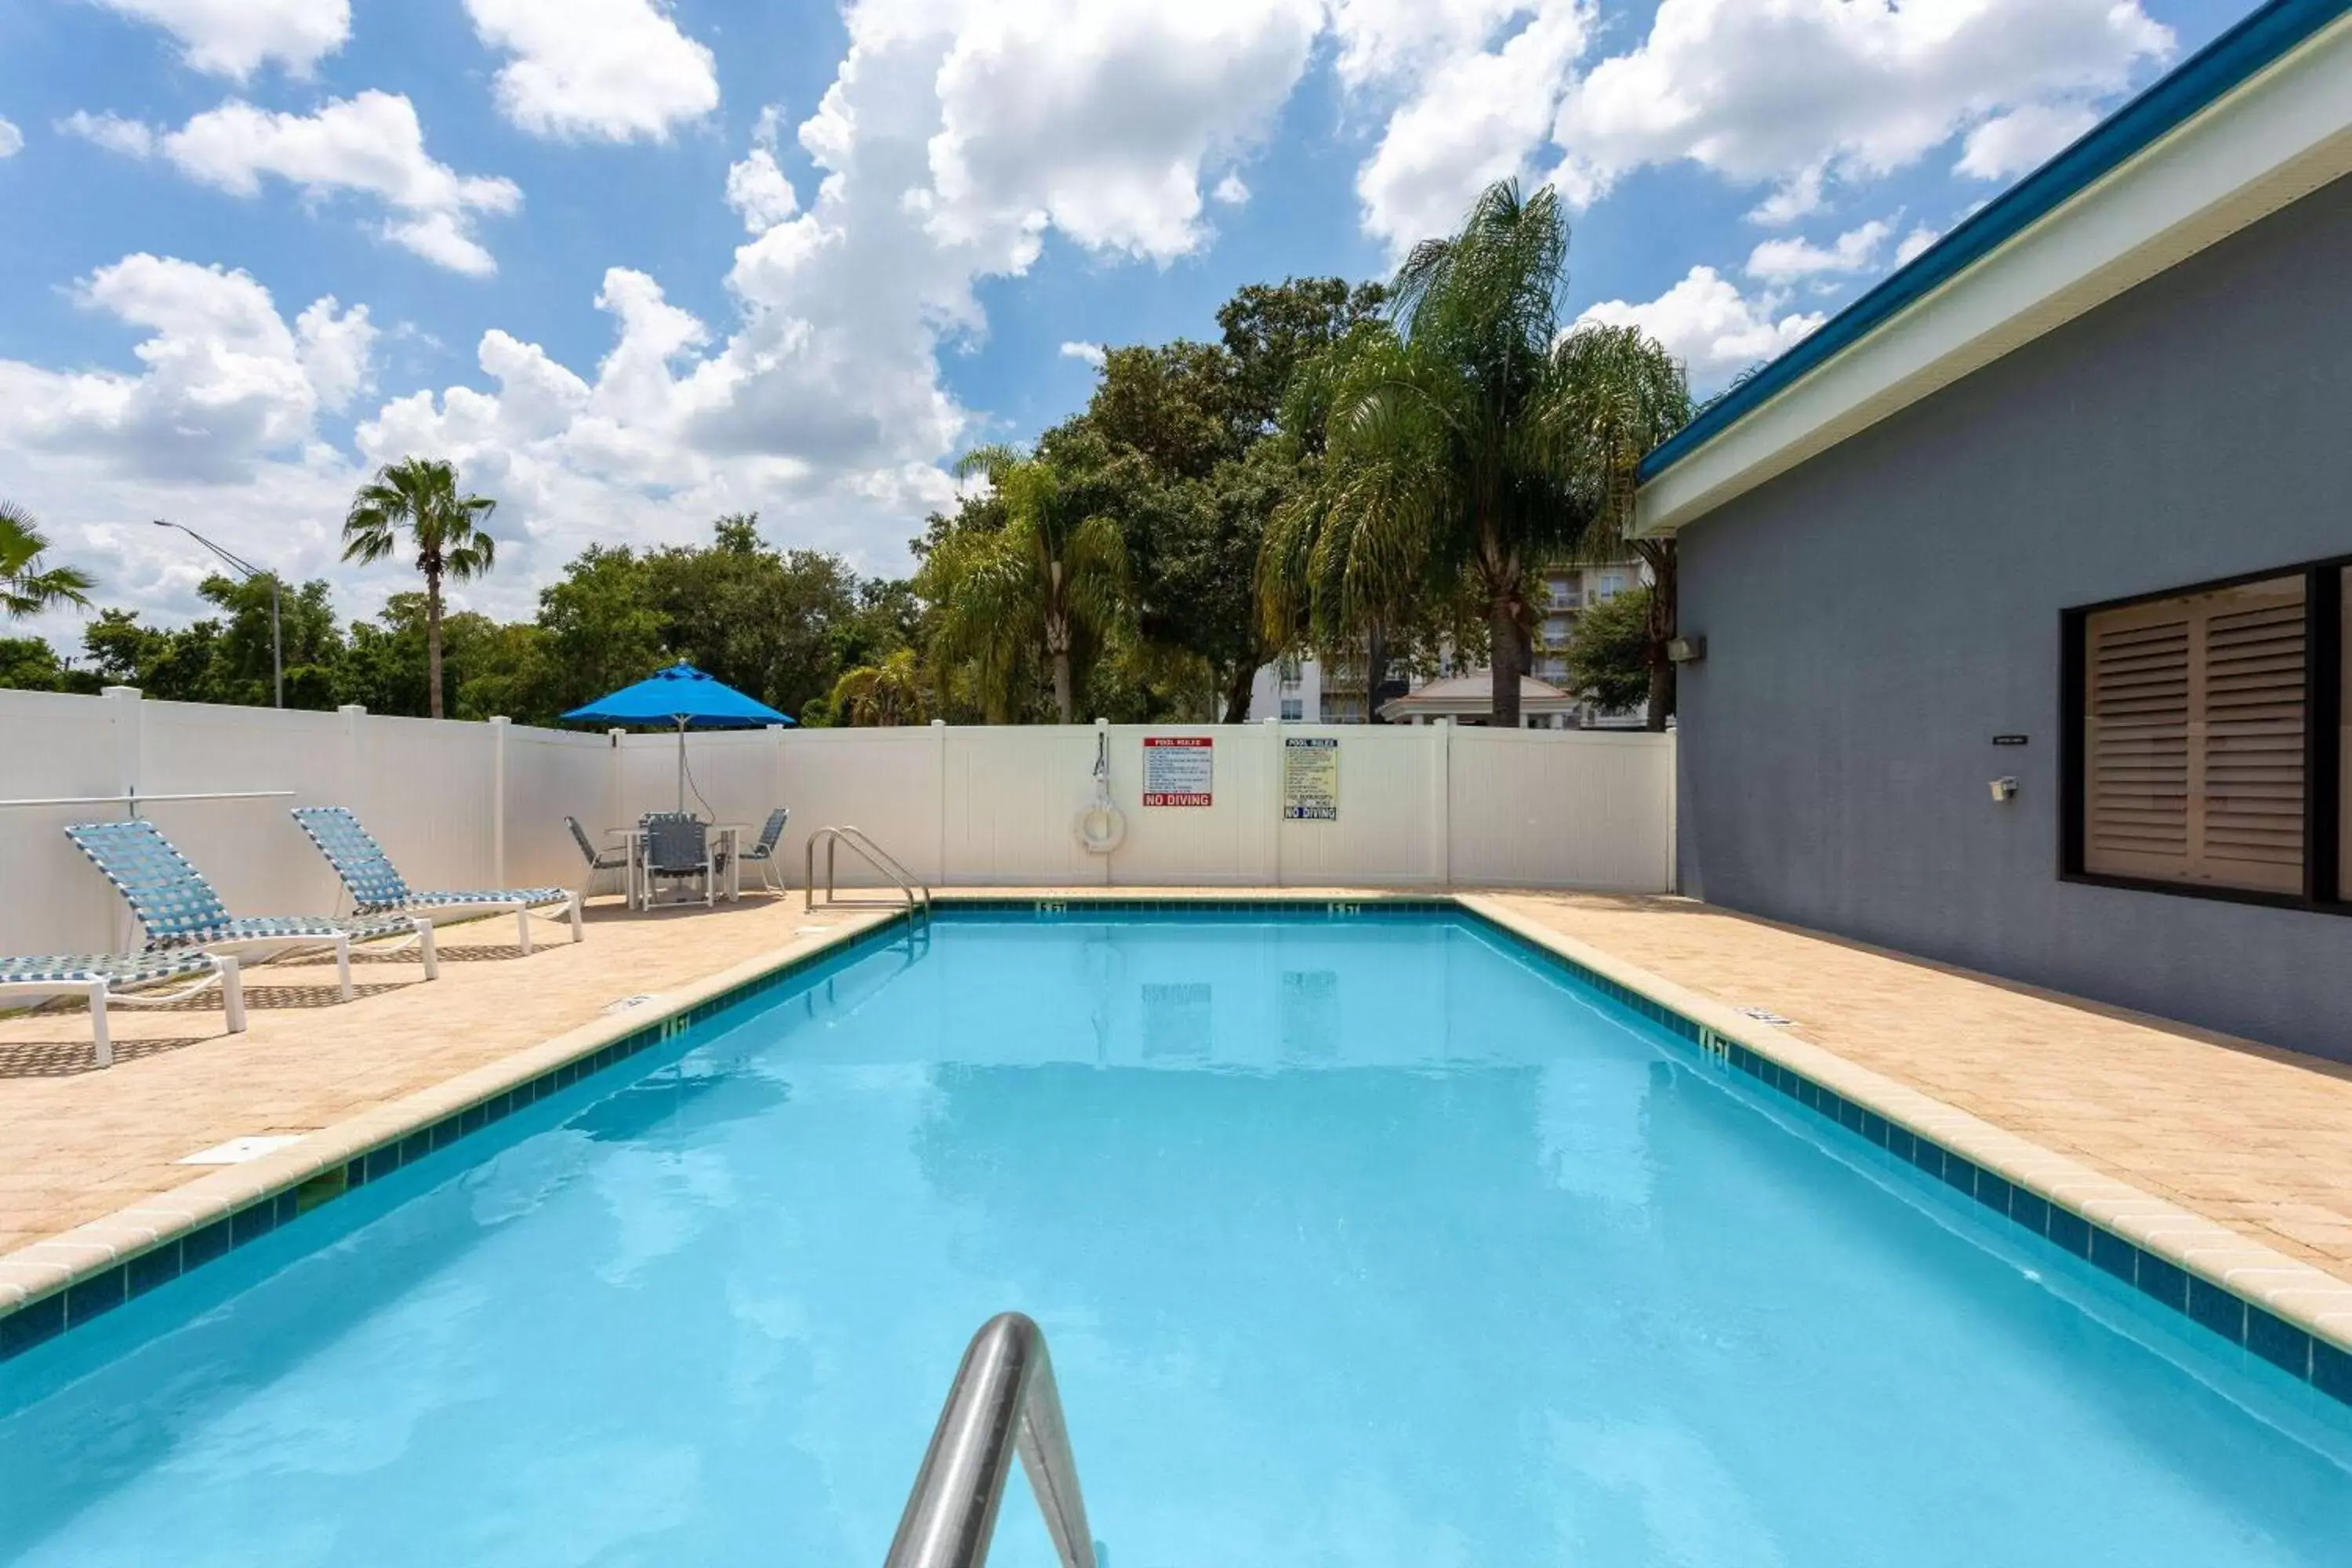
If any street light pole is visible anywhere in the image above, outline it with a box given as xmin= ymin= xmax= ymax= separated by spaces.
xmin=153 ymin=520 xmax=283 ymax=707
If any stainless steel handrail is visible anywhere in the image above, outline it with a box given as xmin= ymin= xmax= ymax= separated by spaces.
xmin=805 ymin=825 xmax=932 ymax=926
xmin=884 ymin=1313 xmax=1096 ymax=1568
xmin=0 ymin=789 xmax=297 ymax=811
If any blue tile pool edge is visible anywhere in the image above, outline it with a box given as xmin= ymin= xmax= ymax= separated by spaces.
xmin=4 ymin=892 xmax=2347 ymax=1418
xmin=1450 ymin=904 xmax=2352 ymax=1412
xmin=0 ymin=910 xmax=927 ymax=1365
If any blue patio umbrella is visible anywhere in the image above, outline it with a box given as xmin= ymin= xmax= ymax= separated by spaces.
xmin=564 ymin=662 xmax=794 ymax=811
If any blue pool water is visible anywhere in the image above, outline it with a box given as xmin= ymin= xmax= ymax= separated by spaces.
xmin=2 ymin=911 xmax=2347 ymax=1566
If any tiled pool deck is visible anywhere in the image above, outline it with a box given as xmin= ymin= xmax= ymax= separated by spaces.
xmin=2 ymin=887 xmax=2347 ymax=1385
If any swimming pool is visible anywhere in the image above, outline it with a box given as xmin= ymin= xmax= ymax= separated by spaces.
xmin=2 ymin=909 xmax=2347 ymax=1565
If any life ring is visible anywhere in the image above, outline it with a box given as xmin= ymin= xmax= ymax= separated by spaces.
xmin=1073 ymin=796 xmax=1127 ymax=855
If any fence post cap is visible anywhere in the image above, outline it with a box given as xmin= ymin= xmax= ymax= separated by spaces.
xmin=338 ymin=703 xmax=367 ymax=717
xmin=102 ymin=684 xmax=141 ymax=699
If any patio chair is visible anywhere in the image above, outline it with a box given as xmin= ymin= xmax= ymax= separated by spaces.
xmin=641 ymin=811 xmax=715 ymax=908
xmin=735 ymin=808 xmax=790 ymax=895
xmin=567 ymin=815 xmax=633 ymax=904
xmin=0 ymin=950 xmax=245 ymax=1069
xmin=64 ymin=818 xmax=437 ymax=1001
xmin=292 ymin=806 xmax=583 ymax=953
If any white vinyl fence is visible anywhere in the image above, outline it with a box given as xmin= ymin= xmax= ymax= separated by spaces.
xmin=0 ymin=686 xmax=1675 ymax=955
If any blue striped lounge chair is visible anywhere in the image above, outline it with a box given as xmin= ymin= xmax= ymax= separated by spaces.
xmin=64 ymin=818 xmax=437 ymax=1001
xmin=291 ymin=806 xmax=583 ymax=952
xmin=0 ymin=950 xmax=245 ymax=1068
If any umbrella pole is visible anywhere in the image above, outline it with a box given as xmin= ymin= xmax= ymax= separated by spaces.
xmin=676 ymin=718 xmax=688 ymax=813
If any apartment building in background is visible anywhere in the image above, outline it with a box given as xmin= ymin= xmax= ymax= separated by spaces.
xmin=1249 ymin=552 xmax=1650 ymax=726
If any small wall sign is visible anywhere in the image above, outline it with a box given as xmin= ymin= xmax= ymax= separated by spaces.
xmin=1992 ymin=735 xmax=2030 ymax=746
xmin=1282 ymin=735 xmax=1338 ymax=821
xmin=1142 ymin=735 xmax=1214 ymax=806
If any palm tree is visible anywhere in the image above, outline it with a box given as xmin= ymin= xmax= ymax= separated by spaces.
xmin=1545 ymin=324 xmax=1694 ymax=728
xmin=341 ymin=458 xmax=497 ymax=720
xmin=2 ymin=502 xmax=96 ymax=620
xmin=921 ymin=445 xmax=1127 ymax=723
xmin=828 ymin=648 xmax=931 ymax=726
xmin=1305 ymin=178 xmax=1656 ymax=728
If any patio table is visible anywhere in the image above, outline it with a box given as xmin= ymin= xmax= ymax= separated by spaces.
xmin=607 ymin=823 xmax=747 ymax=909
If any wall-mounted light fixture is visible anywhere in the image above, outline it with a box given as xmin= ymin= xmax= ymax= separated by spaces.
xmin=1989 ymin=776 xmax=2019 ymax=803
xmin=1667 ymin=635 xmax=1707 ymax=664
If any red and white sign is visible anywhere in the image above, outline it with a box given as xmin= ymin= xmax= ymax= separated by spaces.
xmin=1142 ymin=735 xmax=1214 ymax=806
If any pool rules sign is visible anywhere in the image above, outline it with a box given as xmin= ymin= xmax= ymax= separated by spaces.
xmin=1282 ymin=736 xmax=1338 ymax=820
xmin=1142 ymin=735 xmax=1214 ymax=806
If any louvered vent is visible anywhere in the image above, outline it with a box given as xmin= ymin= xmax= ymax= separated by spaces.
xmin=2086 ymin=614 xmax=2190 ymax=871
xmin=2201 ymin=595 xmax=2304 ymax=887
xmin=2083 ymin=576 xmax=2305 ymax=894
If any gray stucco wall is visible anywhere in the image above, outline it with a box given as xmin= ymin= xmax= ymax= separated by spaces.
xmin=1674 ymin=170 xmax=2352 ymax=1063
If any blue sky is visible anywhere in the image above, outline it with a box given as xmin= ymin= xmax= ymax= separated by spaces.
xmin=0 ymin=0 xmax=2256 ymax=640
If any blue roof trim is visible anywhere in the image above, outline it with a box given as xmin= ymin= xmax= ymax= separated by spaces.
xmin=1636 ymin=0 xmax=2352 ymax=488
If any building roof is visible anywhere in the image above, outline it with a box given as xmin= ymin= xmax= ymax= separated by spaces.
xmin=1377 ymin=672 xmax=1581 ymax=721
xmin=1632 ymin=0 xmax=2352 ymax=537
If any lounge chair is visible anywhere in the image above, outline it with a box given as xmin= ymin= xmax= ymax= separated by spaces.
xmin=641 ymin=811 xmax=714 ymax=908
xmin=0 ymin=950 xmax=245 ymax=1068
xmin=64 ymin=818 xmax=437 ymax=1000
xmin=735 ymin=808 xmax=790 ymax=895
xmin=567 ymin=815 xmax=633 ymax=904
xmin=292 ymin=806 xmax=583 ymax=953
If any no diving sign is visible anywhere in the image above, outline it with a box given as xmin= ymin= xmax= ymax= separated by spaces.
xmin=1142 ymin=735 xmax=1214 ymax=806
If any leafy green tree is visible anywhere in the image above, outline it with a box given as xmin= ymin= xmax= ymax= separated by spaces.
xmin=0 ymin=636 xmax=100 ymax=691
xmin=1550 ymin=325 xmax=1693 ymax=728
xmin=2 ymin=501 xmax=96 ymax=620
xmin=827 ymin=648 xmax=931 ymax=725
xmin=1052 ymin=278 xmax=1385 ymax=721
xmin=1218 ymin=277 xmax=1387 ymax=437
xmin=923 ymin=445 xmax=1129 ymax=723
xmin=198 ymin=574 xmax=344 ymax=709
xmin=1296 ymin=180 xmax=1689 ymax=727
xmin=644 ymin=516 xmax=867 ymax=719
xmin=534 ymin=545 xmax=666 ymax=715
xmin=1564 ymin=585 xmax=1653 ymax=713
xmin=341 ymin=457 xmax=499 ymax=719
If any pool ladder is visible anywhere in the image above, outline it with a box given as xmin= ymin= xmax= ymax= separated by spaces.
xmin=884 ymin=1313 xmax=1096 ymax=1568
xmin=804 ymin=826 xmax=933 ymax=929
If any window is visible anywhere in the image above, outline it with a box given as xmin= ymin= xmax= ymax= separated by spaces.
xmin=1542 ymin=615 xmax=1571 ymax=644
xmin=2064 ymin=558 xmax=2346 ymax=909
xmin=1280 ymin=698 xmax=1304 ymax=721
xmin=1596 ymin=571 xmax=1627 ymax=601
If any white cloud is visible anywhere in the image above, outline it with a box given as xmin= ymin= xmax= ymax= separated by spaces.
xmin=1553 ymin=0 xmax=2171 ymax=208
xmin=1745 ymin=219 xmax=1889 ymax=284
xmin=90 ymin=0 xmax=349 ymax=80
xmin=1893 ymin=223 xmax=1939 ymax=266
xmin=463 ymin=0 xmax=720 ymax=143
xmin=725 ymin=147 xmax=800 ymax=233
xmin=1745 ymin=166 xmax=1823 ymax=227
xmin=93 ymin=93 xmax=521 ymax=275
xmin=0 ymin=254 xmax=368 ymax=482
xmin=1576 ymin=266 xmax=1823 ymax=390
xmin=1212 ymin=172 xmax=1250 ymax=206
xmin=59 ymin=111 xmax=158 ymax=156
xmin=917 ymin=0 xmax=1324 ymax=263
xmin=1957 ymin=101 xmax=2100 ymax=180
xmin=1058 ymin=340 xmax=1105 ymax=367
xmin=1348 ymin=2 xmax=1590 ymax=253
xmin=725 ymin=111 xmax=800 ymax=234
xmin=0 ymin=118 xmax=21 ymax=158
